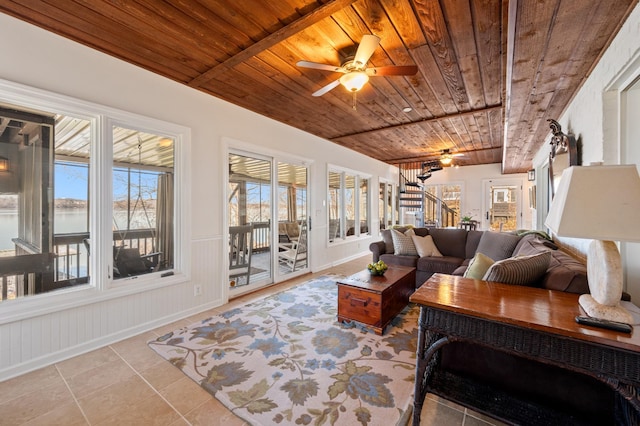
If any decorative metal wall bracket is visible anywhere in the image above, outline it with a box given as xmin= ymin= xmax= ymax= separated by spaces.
xmin=548 ymin=119 xmax=578 ymax=198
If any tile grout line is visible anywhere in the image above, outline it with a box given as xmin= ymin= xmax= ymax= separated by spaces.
xmin=54 ymin=363 xmax=92 ymax=425
xmin=107 ymin=344 xmax=193 ymax=426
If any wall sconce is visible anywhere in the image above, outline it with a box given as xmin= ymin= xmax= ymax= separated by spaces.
xmin=0 ymin=156 xmax=9 ymax=172
xmin=527 ymin=169 xmax=535 ymax=181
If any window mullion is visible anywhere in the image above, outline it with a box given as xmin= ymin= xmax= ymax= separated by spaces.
xmin=92 ymin=115 xmax=114 ymax=285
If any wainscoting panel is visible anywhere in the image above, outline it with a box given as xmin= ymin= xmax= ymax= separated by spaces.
xmin=0 ymin=236 xmax=226 ymax=381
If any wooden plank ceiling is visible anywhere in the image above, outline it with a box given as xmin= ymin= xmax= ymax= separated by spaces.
xmin=0 ymin=0 xmax=636 ymax=173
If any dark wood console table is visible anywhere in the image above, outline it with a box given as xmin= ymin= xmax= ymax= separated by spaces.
xmin=409 ymin=274 xmax=640 ymax=425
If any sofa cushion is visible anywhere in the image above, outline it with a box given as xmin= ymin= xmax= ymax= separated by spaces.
xmin=413 ymin=227 xmax=430 ymax=237
xmin=483 ymin=251 xmax=552 ymax=286
xmin=464 ymin=252 xmax=495 ymax=279
xmin=512 ymin=233 xmax=557 ymax=256
xmin=476 ymin=231 xmax=521 ymax=261
xmin=452 ymin=265 xmax=467 ymax=276
xmin=417 ymin=256 xmax=464 ymax=275
xmin=513 ymin=235 xmax=548 ymax=257
xmin=380 ymin=253 xmax=418 ymax=268
xmin=429 ymin=228 xmax=468 ymax=258
xmin=541 ymin=250 xmax=589 ymax=294
xmin=391 ymin=229 xmax=418 ymax=255
xmin=381 ymin=229 xmax=394 ymax=254
xmin=412 ymin=234 xmax=443 ymax=257
xmin=465 ymin=230 xmax=484 ymax=259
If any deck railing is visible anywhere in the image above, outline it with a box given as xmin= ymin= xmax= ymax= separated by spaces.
xmin=251 ymin=222 xmax=270 ymax=252
xmin=53 ymin=229 xmax=157 ymax=282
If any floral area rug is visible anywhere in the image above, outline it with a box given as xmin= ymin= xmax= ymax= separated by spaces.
xmin=148 ymin=275 xmax=419 ymax=426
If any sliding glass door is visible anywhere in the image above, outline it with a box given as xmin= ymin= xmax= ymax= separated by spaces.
xmin=276 ymin=161 xmax=308 ymax=279
xmin=228 ymin=153 xmax=272 ymax=292
xmin=228 ymin=152 xmax=309 ymax=296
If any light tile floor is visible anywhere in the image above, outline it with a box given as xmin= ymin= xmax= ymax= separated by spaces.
xmin=0 ymin=255 xmax=505 ymax=426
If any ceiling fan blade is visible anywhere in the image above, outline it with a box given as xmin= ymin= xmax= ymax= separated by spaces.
xmin=296 ymin=61 xmax=345 ymax=73
xmin=367 ymin=65 xmax=418 ymax=76
xmin=312 ymin=78 xmax=341 ymax=97
xmin=353 ymin=34 xmax=381 ymax=67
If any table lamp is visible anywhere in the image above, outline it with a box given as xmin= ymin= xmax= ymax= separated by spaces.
xmin=545 ymin=164 xmax=640 ymax=324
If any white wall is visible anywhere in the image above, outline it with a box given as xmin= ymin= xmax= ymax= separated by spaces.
xmin=420 ymin=163 xmax=531 ymax=230
xmin=532 ymin=3 xmax=640 ymax=299
xmin=0 ymin=13 xmax=397 ymax=379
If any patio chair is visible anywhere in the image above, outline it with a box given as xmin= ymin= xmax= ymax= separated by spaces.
xmin=229 ymin=224 xmax=253 ymax=286
xmin=328 ymin=219 xmax=339 ymax=242
xmin=83 ymin=239 xmax=161 ymax=278
xmin=278 ymin=222 xmax=307 ymax=272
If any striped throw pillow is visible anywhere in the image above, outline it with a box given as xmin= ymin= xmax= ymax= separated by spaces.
xmin=482 ymin=251 xmax=551 ymax=286
xmin=391 ymin=229 xmax=418 ymax=256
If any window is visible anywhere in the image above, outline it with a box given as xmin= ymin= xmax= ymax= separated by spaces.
xmin=327 ymin=167 xmax=370 ymax=242
xmin=0 ymin=95 xmax=185 ymax=304
xmin=359 ymin=178 xmax=369 ymax=235
xmin=378 ymin=181 xmax=394 ymax=230
xmin=111 ymin=126 xmax=175 ymax=280
xmin=328 ymin=171 xmax=341 ymax=242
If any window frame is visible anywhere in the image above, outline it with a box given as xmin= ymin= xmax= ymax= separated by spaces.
xmin=378 ymin=179 xmax=395 ymax=230
xmin=327 ymin=165 xmax=371 ymax=244
xmin=0 ymin=79 xmax=191 ymax=323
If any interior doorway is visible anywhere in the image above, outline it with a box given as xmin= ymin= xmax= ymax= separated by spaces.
xmin=483 ymin=179 xmax=522 ymax=231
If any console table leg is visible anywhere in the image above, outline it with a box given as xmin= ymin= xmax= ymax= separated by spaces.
xmin=413 ymin=307 xmax=451 ymax=426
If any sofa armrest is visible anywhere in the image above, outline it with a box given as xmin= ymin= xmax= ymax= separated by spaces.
xmin=369 ymin=241 xmax=386 ymax=262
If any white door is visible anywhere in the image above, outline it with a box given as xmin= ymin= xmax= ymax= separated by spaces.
xmin=482 ymin=179 xmax=523 ymax=231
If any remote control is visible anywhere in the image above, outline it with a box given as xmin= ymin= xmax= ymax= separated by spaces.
xmin=575 ymin=316 xmax=633 ymax=333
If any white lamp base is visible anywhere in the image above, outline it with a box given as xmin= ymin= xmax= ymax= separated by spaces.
xmin=578 ymin=293 xmax=633 ymax=324
xmin=583 ymin=240 xmax=633 ymax=324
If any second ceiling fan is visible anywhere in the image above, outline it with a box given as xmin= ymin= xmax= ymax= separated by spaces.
xmin=297 ymin=34 xmax=418 ymax=97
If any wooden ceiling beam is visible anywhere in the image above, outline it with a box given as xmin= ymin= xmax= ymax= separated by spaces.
xmin=187 ymin=0 xmax=357 ymax=88
xmin=330 ymin=105 xmax=502 ymax=140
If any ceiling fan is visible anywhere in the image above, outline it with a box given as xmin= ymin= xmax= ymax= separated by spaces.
xmin=438 ymin=149 xmax=464 ymax=165
xmin=296 ymin=35 xmax=418 ymax=97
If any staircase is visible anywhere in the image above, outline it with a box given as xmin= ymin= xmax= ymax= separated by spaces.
xmin=398 ymin=163 xmax=459 ymax=227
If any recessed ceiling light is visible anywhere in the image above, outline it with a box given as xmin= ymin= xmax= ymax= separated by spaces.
xmin=402 ymin=107 xmax=412 ymax=113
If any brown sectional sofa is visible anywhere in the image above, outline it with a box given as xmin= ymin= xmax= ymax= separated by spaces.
xmin=369 ymin=227 xmax=622 ymax=424
xmin=370 ymin=226 xmax=589 ymax=293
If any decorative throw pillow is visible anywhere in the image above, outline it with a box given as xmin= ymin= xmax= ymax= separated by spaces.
xmin=482 ymin=251 xmax=552 ymax=286
xmin=391 ymin=229 xmax=418 ymax=256
xmin=463 ymin=252 xmax=495 ymax=279
xmin=476 ymin=231 xmax=522 ymax=261
xmin=381 ymin=230 xmax=395 ymax=254
xmin=411 ymin=234 xmax=443 ymax=257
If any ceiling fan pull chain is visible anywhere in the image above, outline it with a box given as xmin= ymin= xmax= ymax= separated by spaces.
xmin=352 ymin=91 xmax=357 ymax=110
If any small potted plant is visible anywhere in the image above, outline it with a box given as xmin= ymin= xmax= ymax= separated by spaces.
xmin=461 ymin=214 xmax=473 ymax=223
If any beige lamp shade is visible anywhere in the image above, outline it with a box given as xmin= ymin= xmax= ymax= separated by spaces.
xmin=544 ymin=165 xmax=640 ymax=243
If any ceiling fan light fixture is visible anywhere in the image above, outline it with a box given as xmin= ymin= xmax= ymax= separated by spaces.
xmin=340 ymin=71 xmax=369 ymax=92
xmin=440 ymin=154 xmax=453 ymax=165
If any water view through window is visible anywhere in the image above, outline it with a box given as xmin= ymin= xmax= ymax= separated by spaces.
xmin=0 ymin=105 xmax=176 ymax=301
